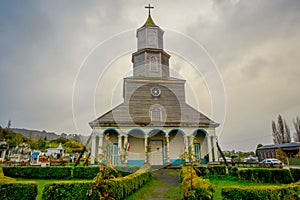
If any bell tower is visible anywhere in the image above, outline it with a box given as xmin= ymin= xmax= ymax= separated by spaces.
xmin=132 ymin=4 xmax=170 ymax=78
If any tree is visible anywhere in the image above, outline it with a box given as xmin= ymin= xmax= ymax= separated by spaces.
xmin=272 ymin=115 xmax=291 ymax=144
xmin=276 ymin=148 xmax=285 ymax=163
xmin=293 ymin=116 xmax=300 ymax=142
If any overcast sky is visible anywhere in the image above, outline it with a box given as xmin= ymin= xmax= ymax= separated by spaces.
xmin=0 ymin=0 xmax=299 ymax=151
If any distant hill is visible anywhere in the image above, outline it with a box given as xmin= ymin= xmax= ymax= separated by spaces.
xmin=11 ymin=128 xmax=90 ymax=144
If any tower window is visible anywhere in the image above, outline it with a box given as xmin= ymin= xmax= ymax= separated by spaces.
xmin=150 ymin=56 xmax=158 ymax=72
xmin=150 ymin=107 xmax=162 ymax=121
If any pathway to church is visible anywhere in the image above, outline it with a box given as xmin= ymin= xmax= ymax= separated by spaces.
xmin=149 ymin=168 xmax=180 ymax=200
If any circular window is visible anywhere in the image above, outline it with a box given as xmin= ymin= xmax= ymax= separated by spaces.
xmin=151 ymin=87 xmax=161 ymax=97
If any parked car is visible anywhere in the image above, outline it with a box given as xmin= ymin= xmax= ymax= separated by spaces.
xmin=219 ymin=156 xmax=232 ymax=163
xmin=259 ymin=158 xmax=283 ymax=168
xmin=243 ymin=156 xmax=259 ymax=163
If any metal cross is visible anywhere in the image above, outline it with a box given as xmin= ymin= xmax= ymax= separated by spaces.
xmin=145 ymin=4 xmax=154 ymax=15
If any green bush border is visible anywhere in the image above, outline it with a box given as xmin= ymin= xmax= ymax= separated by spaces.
xmin=238 ymin=168 xmax=294 ymax=184
xmin=221 ymin=181 xmax=300 ymax=200
xmin=2 ymin=166 xmax=72 ymax=179
xmin=0 ymin=181 xmax=38 ymax=200
xmin=41 ymin=165 xmax=151 ymax=200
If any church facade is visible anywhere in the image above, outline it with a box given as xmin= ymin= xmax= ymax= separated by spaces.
xmin=89 ymin=11 xmax=219 ymax=166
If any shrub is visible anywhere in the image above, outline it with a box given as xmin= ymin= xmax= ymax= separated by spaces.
xmin=2 ymin=166 xmax=72 ymax=179
xmin=290 ymin=168 xmax=300 ymax=182
xmin=222 ymin=181 xmax=300 ymax=200
xmin=207 ymin=165 xmax=226 ymax=175
xmin=73 ymin=166 xmax=100 ymax=179
xmin=0 ymin=181 xmax=38 ymax=200
xmin=180 ymin=166 xmax=215 ymax=200
xmin=238 ymin=168 xmax=293 ymax=184
xmin=42 ymin=165 xmax=151 ymax=200
xmin=194 ymin=166 xmax=208 ymax=176
xmin=228 ymin=166 xmax=238 ymax=177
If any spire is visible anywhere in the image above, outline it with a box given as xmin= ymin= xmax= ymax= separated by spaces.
xmin=143 ymin=4 xmax=156 ymax=26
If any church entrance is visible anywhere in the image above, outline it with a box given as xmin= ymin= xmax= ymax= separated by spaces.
xmin=150 ymin=140 xmax=164 ymax=165
xmin=106 ymin=144 xmax=118 ymax=165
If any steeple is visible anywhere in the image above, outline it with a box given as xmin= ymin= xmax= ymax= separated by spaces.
xmin=131 ymin=5 xmax=170 ymax=78
xmin=143 ymin=4 xmax=156 ymax=26
xmin=143 ymin=14 xmax=156 ymax=26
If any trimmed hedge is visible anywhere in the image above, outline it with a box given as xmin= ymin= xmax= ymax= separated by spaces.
xmin=222 ymin=181 xmax=300 ymax=200
xmin=238 ymin=168 xmax=294 ymax=184
xmin=2 ymin=166 xmax=72 ymax=179
xmin=180 ymin=166 xmax=215 ymax=199
xmin=73 ymin=166 xmax=100 ymax=179
xmin=72 ymin=165 xmax=139 ymax=179
xmin=42 ymin=165 xmax=151 ymax=200
xmin=194 ymin=165 xmax=227 ymax=177
xmin=290 ymin=168 xmax=300 ymax=182
xmin=0 ymin=181 xmax=38 ymax=200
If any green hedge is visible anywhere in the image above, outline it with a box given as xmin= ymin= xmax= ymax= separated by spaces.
xmin=72 ymin=166 xmax=138 ymax=179
xmin=42 ymin=165 xmax=151 ymax=200
xmin=0 ymin=181 xmax=38 ymax=200
xmin=289 ymin=158 xmax=300 ymax=165
xmin=222 ymin=181 xmax=300 ymax=200
xmin=73 ymin=166 xmax=100 ymax=179
xmin=290 ymin=168 xmax=300 ymax=182
xmin=238 ymin=168 xmax=293 ymax=184
xmin=180 ymin=166 xmax=215 ymax=200
xmin=2 ymin=166 xmax=72 ymax=179
xmin=194 ymin=165 xmax=227 ymax=177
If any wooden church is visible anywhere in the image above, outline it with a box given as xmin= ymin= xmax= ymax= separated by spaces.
xmin=89 ymin=6 xmax=219 ymax=166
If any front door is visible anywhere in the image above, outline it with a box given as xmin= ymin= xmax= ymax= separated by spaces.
xmin=106 ymin=144 xmax=118 ymax=165
xmin=150 ymin=140 xmax=163 ymax=165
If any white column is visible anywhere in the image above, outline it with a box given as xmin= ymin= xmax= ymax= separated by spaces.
xmin=166 ymin=135 xmax=170 ymax=164
xmin=124 ymin=135 xmax=128 ymax=165
xmin=118 ymin=136 xmax=122 ymax=164
xmin=184 ymin=136 xmax=188 ymax=153
xmin=213 ymin=136 xmax=218 ymax=162
xmin=144 ymin=136 xmax=148 ymax=163
xmin=90 ymin=133 xmax=96 ymax=164
xmin=190 ymin=135 xmax=195 ymax=163
xmin=207 ymin=135 xmax=213 ymax=162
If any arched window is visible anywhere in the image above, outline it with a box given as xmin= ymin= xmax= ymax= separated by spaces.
xmin=150 ymin=107 xmax=162 ymax=121
xmin=150 ymin=56 xmax=158 ymax=72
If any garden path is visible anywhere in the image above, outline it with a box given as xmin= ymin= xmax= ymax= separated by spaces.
xmin=145 ymin=168 xmax=181 ymax=200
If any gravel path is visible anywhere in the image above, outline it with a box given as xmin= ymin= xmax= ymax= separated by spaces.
xmin=145 ymin=168 xmax=181 ymax=200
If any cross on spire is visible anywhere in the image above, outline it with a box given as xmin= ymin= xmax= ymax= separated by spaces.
xmin=145 ymin=4 xmax=154 ymax=16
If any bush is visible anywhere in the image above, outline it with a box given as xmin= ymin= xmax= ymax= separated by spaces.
xmin=290 ymin=168 xmax=300 ymax=182
xmin=238 ymin=168 xmax=293 ymax=184
xmin=222 ymin=181 xmax=300 ymax=200
xmin=42 ymin=165 xmax=151 ymax=200
xmin=42 ymin=180 xmax=96 ymax=200
xmin=0 ymin=181 xmax=38 ymax=200
xmin=2 ymin=166 xmax=72 ymax=179
xmin=207 ymin=165 xmax=227 ymax=175
xmin=228 ymin=166 xmax=238 ymax=177
xmin=73 ymin=166 xmax=100 ymax=179
xmin=180 ymin=166 xmax=215 ymax=200
xmin=193 ymin=166 xmax=207 ymax=176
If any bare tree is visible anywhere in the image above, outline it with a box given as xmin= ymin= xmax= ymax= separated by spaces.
xmin=294 ymin=116 xmax=300 ymax=142
xmin=272 ymin=115 xmax=291 ymax=144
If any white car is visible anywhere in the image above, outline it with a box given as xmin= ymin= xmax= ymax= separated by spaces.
xmin=243 ymin=156 xmax=258 ymax=163
xmin=219 ymin=156 xmax=232 ymax=163
xmin=259 ymin=158 xmax=283 ymax=168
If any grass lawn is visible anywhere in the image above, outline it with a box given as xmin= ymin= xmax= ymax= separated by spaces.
xmin=208 ymin=176 xmax=283 ymax=200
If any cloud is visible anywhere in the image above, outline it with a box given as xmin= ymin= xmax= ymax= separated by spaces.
xmin=0 ymin=1 xmax=299 ymax=151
